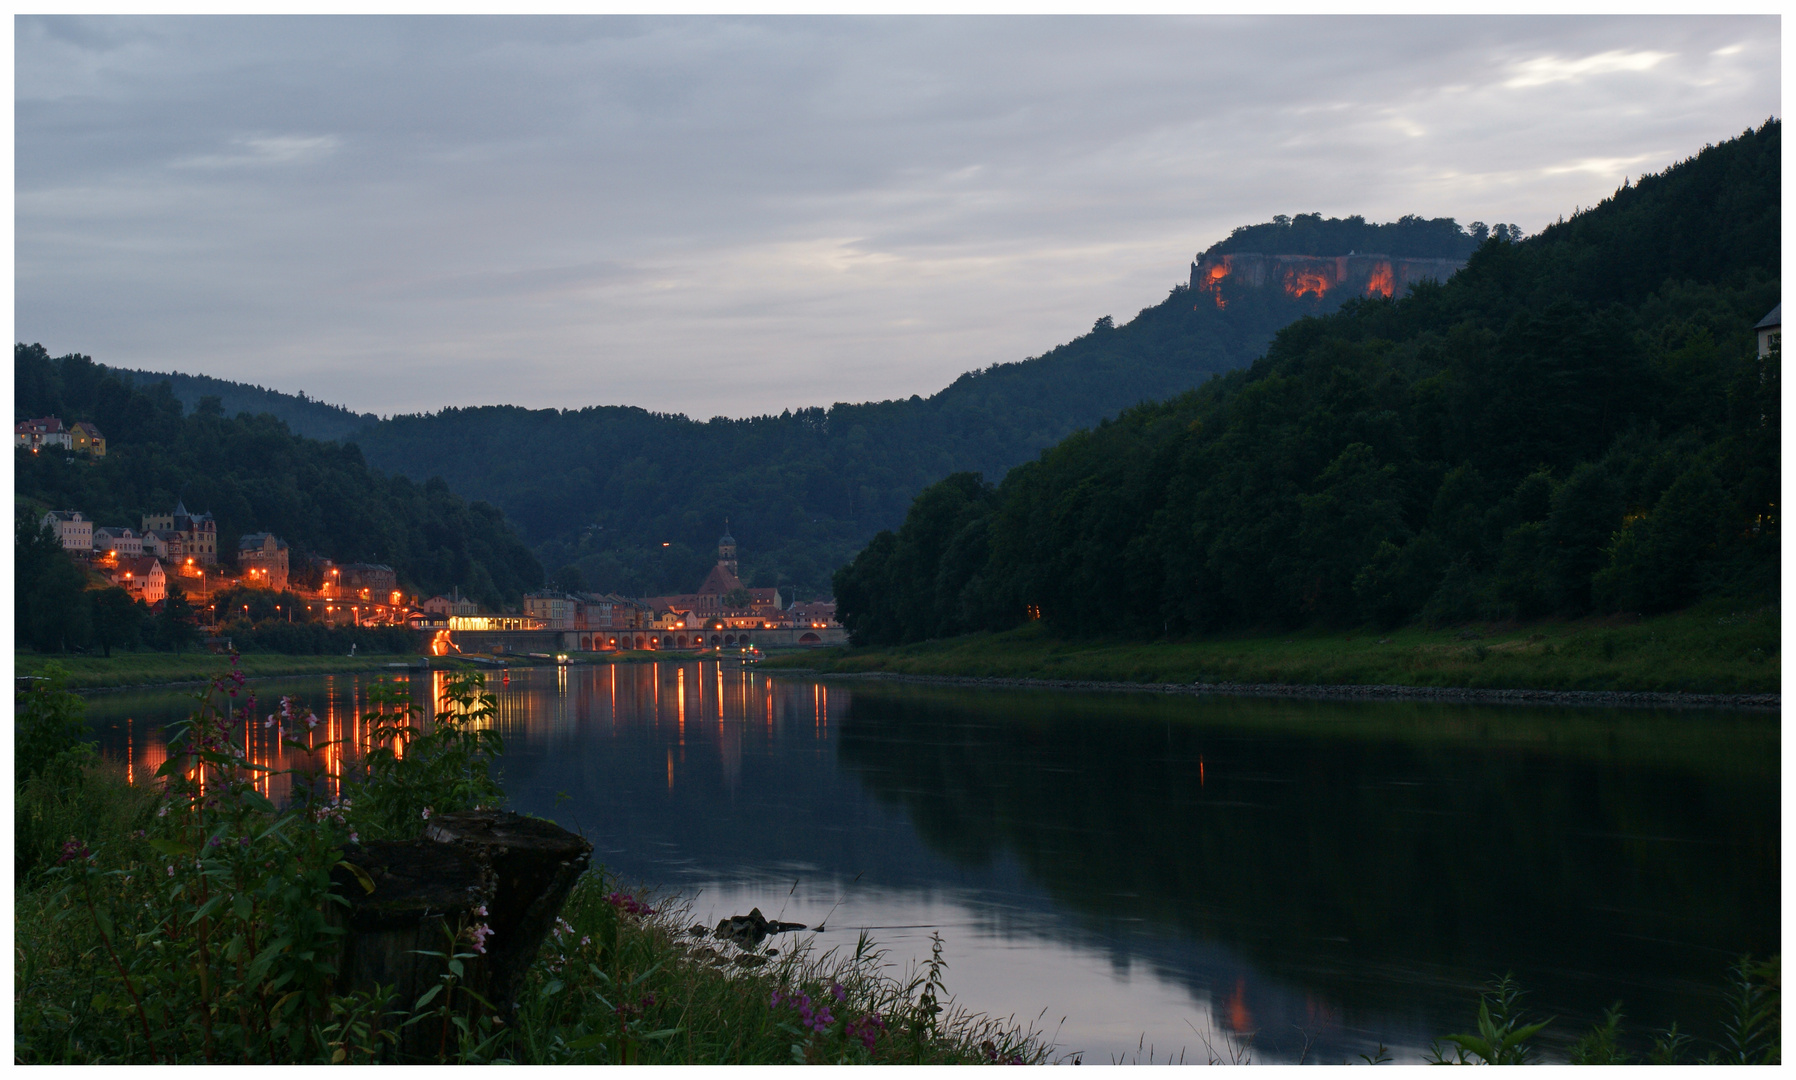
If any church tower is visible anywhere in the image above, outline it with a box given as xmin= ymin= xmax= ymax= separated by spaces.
xmin=718 ymin=522 xmax=738 ymax=577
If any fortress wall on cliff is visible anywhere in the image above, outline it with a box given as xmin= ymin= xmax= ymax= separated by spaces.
xmin=1189 ymin=251 xmax=1466 ymax=301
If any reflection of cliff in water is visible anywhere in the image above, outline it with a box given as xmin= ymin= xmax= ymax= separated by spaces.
xmin=833 ymin=685 xmax=1780 ymax=1040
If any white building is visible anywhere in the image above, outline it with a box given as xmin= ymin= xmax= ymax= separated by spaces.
xmin=94 ymin=527 xmax=145 ymax=558
xmin=41 ymin=510 xmax=93 ymax=553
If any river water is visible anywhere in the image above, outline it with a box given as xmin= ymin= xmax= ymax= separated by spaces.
xmin=86 ymin=661 xmax=1779 ymax=1064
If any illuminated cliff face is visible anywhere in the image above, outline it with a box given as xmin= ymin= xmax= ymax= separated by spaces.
xmin=1191 ymin=252 xmax=1463 ymax=306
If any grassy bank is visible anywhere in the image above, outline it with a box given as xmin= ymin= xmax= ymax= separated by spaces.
xmin=13 ymin=651 xmax=426 ymax=691
xmin=13 ymin=663 xmax=1050 ymax=1065
xmin=767 ymin=599 xmax=1780 ymax=695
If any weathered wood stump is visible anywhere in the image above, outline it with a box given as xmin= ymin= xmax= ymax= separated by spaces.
xmin=331 ymin=810 xmax=592 ymax=1057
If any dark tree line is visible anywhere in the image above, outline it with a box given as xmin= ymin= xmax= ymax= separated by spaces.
xmin=15 ymin=346 xmax=544 ymax=618
xmin=835 ymin=121 xmax=1780 ymax=645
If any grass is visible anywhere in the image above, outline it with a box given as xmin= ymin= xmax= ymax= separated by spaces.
xmin=13 ymin=652 xmax=426 ymax=691
xmin=14 ymin=761 xmax=1053 ymax=1065
xmin=765 ymin=598 xmax=1780 ymax=695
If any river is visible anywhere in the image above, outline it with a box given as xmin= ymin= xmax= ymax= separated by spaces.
xmin=85 ymin=660 xmax=1779 ymax=1064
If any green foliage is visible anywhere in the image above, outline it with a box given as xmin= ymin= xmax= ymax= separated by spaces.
xmin=14 ymin=344 xmax=543 ymax=611
xmin=1718 ymin=955 xmax=1781 ymax=1065
xmin=15 ymin=663 xmax=95 ymax=786
xmin=17 ymin=657 xmax=357 ymax=1062
xmin=1206 ymin=211 xmax=1483 ymax=259
xmin=15 ymin=509 xmax=93 ymax=652
xmin=343 ymin=669 xmax=506 ymax=842
xmin=1432 ymin=962 xmax=1780 ymax=1066
xmin=837 ymin=121 xmax=1780 ymax=643
xmin=1429 ymin=974 xmax=1553 ymax=1064
xmin=89 ymin=587 xmax=147 ymax=657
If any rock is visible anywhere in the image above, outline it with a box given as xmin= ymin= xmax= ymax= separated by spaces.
xmin=331 ymin=810 xmax=591 ymax=1059
xmin=712 ymin=906 xmax=807 ymax=948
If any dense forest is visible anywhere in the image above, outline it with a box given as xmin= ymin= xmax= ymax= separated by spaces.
xmin=14 ymin=347 xmax=544 ymax=631
xmin=1205 ymin=212 xmax=1496 ymax=258
xmin=102 ymin=367 xmax=378 ymax=443
xmin=833 ymin=121 xmax=1780 ymax=645
xmin=348 ymin=216 xmax=1495 ymax=600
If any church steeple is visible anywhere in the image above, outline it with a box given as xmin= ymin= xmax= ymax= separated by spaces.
xmin=718 ymin=521 xmax=738 ymax=576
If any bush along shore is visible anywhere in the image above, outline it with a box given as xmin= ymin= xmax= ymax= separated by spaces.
xmin=767 ymin=599 xmax=1779 ymax=702
xmin=12 ymin=661 xmax=1051 ymax=1065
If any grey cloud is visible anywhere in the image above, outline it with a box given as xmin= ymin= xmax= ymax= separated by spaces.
xmin=15 ymin=15 xmax=1780 ymax=418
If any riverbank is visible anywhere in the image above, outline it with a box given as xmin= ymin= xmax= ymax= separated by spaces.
xmin=13 ymin=652 xmax=426 ymax=691
xmin=766 ymin=599 xmax=1780 ymax=698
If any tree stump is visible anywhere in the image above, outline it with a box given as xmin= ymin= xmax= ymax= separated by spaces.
xmin=331 ymin=810 xmax=592 ymax=1058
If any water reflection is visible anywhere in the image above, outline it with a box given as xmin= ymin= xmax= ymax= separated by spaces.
xmin=87 ymin=663 xmax=1778 ymax=1063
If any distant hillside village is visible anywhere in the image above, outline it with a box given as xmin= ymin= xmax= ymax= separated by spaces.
xmin=21 ymin=411 xmax=843 ymax=655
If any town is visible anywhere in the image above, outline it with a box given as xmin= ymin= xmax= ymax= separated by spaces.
xmin=21 ymin=413 xmax=844 ymax=656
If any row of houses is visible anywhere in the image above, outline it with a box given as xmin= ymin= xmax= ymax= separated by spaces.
xmin=16 ymin=415 xmax=107 ymax=456
xmin=42 ymin=505 xmax=400 ymax=620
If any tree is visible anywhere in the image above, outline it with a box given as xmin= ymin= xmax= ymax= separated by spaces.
xmin=89 ymin=587 xmax=145 ymax=657
xmin=16 ymin=511 xmax=91 ymax=653
xmin=156 ymin=586 xmax=200 ymax=654
xmin=721 ymin=586 xmax=752 ymax=611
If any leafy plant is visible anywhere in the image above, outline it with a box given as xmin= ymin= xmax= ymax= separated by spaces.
xmin=1429 ymin=974 xmax=1552 ymax=1065
xmin=343 ymin=667 xmax=506 ymax=841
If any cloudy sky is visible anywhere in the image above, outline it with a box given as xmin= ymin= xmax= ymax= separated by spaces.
xmin=14 ymin=15 xmax=1780 ymax=419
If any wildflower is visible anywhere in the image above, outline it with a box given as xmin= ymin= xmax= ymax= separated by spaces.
xmin=555 ymin=917 xmax=573 ymax=938
xmin=157 ymin=805 xmax=169 ymax=818
xmin=580 ymin=935 xmax=591 ymax=946
xmin=238 ymin=837 xmax=251 ymax=848
xmin=57 ymin=839 xmax=90 ymax=865
xmin=474 ymin=904 xmax=488 ymax=917
xmin=421 ymin=806 xmax=433 ymax=820
xmin=831 ymin=982 xmax=847 ymax=1003
xmin=306 ymin=713 xmax=320 ymax=729
xmin=167 ymin=865 xmax=176 ymax=877
xmin=266 ymin=715 xmax=276 ymax=728
xmin=280 ymin=696 xmax=293 ymax=720
xmin=209 ymin=836 xmax=222 ymax=847
xmin=348 ymin=831 xmax=360 ymax=844
xmin=464 ymin=922 xmax=494 ymax=954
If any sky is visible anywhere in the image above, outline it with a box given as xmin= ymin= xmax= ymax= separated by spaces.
xmin=14 ymin=15 xmax=1781 ymax=420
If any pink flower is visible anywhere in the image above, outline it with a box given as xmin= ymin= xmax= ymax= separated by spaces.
xmin=421 ymin=807 xmax=433 ymax=820
xmin=265 ymin=715 xmax=276 ymax=728
xmin=306 ymin=713 xmax=319 ymax=729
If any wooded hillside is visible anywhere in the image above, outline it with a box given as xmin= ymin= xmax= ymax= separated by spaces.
xmin=834 ymin=121 xmax=1780 ymax=645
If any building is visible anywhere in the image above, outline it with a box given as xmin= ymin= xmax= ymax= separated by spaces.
xmin=423 ymin=590 xmax=482 ymax=617
xmin=788 ymin=600 xmax=839 ymax=627
xmin=337 ymin=563 xmax=398 ymax=602
xmin=237 ymin=532 xmax=291 ymax=591
xmin=69 ymin=422 xmax=106 ymax=456
xmin=40 ymin=510 xmax=93 ymax=552
xmin=1189 ymin=251 xmax=1467 ymax=309
xmin=111 ymin=556 xmax=166 ymax=604
xmin=143 ymin=501 xmax=219 ymax=565
xmin=523 ymin=591 xmax=580 ymax=630
xmin=1757 ymin=304 xmax=1781 ymax=357
xmin=140 ymin=530 xmax=170 ymax=558
xmin=641 ymin=526 xmax=785 ymax=618
xmin=15 ymin=417 xmax=72 ymax=452
xmin=93 ymin=527 xmax=145 ymax=559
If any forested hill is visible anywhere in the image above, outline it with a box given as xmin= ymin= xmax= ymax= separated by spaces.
xmin=104 ymin=367 xmax=377 ymax=443
xmin=14 ymin=347 xmax=543 ymax=609
xmin=349 ymin=213 xmax=1499 ymax=601
xmin=834 ymin=121 xmax=1780 ymax=645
